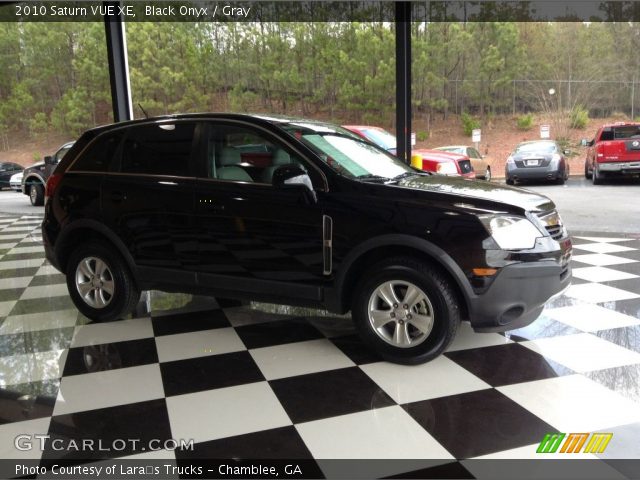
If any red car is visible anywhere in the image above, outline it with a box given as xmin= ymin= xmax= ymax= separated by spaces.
xmin=583 ymin=122 xmax=640 ymax=184
xmin=343 ymin=125 xmax=475 ymax=178
xmin=411 ymin=149 xmax=475 ymax=178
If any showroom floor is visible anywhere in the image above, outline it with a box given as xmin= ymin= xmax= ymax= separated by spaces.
xmin=1 ymin=214 xmax=640 ymax=477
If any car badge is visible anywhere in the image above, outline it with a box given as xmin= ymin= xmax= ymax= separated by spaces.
xmin=633 ymin=141 xmax=639 ymax=147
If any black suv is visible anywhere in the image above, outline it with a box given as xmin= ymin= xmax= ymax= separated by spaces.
xmin=22 ymin=142 xmax=74 ymax=206
xmin=43 ymin=114 xmax=572 ymax=364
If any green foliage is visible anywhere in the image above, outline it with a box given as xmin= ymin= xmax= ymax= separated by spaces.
xmin=29 ymin=113 xmax=49 ymax=136
xmin=417 ymin=131 xmax=429 ymax=142
xmin=517 ymin=113 xmax=534 ymax=130
xmin=635 ymin=117 xmax=640 ymax=122
xmin=569 ymin=105 xmax=589 ymax=129
xmin=461 ymin=112 xmax=481 ymax=136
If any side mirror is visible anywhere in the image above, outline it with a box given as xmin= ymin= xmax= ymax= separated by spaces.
xmin=272 ymin=165 xmax=316 ymax=202
xmin=44 ymin=155 xmax=54 ymax=165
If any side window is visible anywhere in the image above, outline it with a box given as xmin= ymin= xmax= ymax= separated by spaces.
xmin=119 ymin=123 xmax=195 ymax=177
xmin=206 ymin=124 xmax=308 ymax=185
xmin=70 ymin=132 xmax=123 ymax=172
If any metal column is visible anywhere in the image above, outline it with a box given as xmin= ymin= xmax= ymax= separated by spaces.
xmin=104 ymin=1 xmax=133 ymax=122
xmin=395 ymin=1 xmax=412 ymax=164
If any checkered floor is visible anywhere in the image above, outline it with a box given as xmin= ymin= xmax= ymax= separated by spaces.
xmin=1 ymin=214 xmax=639 ymax=477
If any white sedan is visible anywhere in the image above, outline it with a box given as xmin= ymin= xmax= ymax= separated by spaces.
xmin=10 ymin=171 xmax=23 ymax=192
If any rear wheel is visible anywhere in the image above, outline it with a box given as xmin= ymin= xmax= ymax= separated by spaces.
xmin=29 ymin=183 xmax=44 ymax=206
xmin=351 ymin=257 xmax=460 ymax=365
xmin=66 ymin=241 xmax=140 ymax=322
xmin=592 ymin=165 xmax=603 ymax=185
xmin=585 ymin=161 xmax=592 ymax=179
xmin=506 ymin=177 xmax=514 ymax=185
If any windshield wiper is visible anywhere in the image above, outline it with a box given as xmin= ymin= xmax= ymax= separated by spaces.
xmin=390 ymin=171 xmax=428 ymax=181
xmin=356 ymin=174 xmax=389 ymax=182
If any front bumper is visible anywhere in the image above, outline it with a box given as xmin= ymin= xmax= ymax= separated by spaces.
xmin=469 ymin=260 xmax=571 ymax=332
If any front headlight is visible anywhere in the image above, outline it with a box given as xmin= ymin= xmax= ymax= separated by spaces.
xmin=479 ymin=215 xmax=543 ymax=250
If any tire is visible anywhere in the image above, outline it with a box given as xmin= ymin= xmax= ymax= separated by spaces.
xmin=506 ymin=177 xmax=514 ymax=185
xmin=585 ymin=162 xmax=592 ymax=179
xmin=66 ymin=241 xmax=140 ymax=322
xmin=351 ymin=257 xmax=460 ymax=365
xmin=29 ymin=183 xmax=44 ymax=206
xmin=555 ymin=175 xmax=565 ymax=185
xmin=592 ymin=165 xmax=603 ymax=185
xmin=484 ymin=167 xmax=492 ymax=182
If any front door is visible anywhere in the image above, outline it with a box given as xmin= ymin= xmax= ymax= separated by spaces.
xmin=194 ymin=121 xmax=326 ymax=291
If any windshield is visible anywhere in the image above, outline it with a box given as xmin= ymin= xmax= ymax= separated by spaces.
xmin=361 ymin=128 xmax=397 ymax=150
xmin=283 ymin=125 xmax=414 ymax=179
xmin=515 ymin=142 xmax=556 ymax=154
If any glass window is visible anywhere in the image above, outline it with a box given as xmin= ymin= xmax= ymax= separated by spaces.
xmin=71 ymin=132 xmax=123 ymax=172
xmin=119 ymin=123 xmax=195 ymax=177
xmin=205 ymin=124 xmax=310 ymax=185
xmin=284 ymin=124 xmax=414 ymax=181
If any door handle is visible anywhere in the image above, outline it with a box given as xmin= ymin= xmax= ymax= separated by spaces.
xmin=111 ymin=191 xmax=126 ymax=202
xmin=198 ymin=199 xmax=224 ymax=210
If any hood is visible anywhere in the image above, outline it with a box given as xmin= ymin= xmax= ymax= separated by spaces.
xmin=396 ymin=174 xmax=555 ymax=213
xmin=27 ymin=161 xmax=45 ymax=169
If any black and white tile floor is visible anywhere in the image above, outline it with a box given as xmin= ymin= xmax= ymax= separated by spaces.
xmin=0 ymin=215 xmax=639 ymax=478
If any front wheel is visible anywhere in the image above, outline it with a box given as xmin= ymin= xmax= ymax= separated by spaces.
xmin=351 ymin=257 xmax=460 ymax=365
xmin=29 ymin=183 xmax=44 ymax=206
xmin=66 ymin=241 xmax=140 ymax=322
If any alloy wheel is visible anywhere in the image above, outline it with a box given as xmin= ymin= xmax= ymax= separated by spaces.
xmin=75 ymin=256 xmax=115 ymax=309
xmin=367 ymin=280 xmax=434 ymax=348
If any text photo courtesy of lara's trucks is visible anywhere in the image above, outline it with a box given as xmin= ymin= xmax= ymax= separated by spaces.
xmin=583 ymin=122 xmax=640 ymax=184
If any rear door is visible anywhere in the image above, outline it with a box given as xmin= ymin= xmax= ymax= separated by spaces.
xmin=101 ymin=121 xmax=200 ymax=275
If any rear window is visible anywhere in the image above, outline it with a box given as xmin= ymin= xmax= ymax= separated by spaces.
xmin=602 ymin=126 xmax=640 ymax=140
xmin=70 ymin=133 xmax=123 ymax=172
xmin=119 ymin=123 xmax=195 ymax=177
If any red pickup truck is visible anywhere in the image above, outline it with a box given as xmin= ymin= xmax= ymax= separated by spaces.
xmin=583 ymin=122 xmax=640 ymax=184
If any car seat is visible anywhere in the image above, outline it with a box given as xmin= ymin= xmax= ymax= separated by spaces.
xmin=261 ymin=148 xmax=293 ymax=183
xmin=216 ymin=147 xmax=253 ymax=182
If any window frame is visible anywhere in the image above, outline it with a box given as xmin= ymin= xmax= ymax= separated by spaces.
xmin=198 ymin=120 xmax=326 ymax=190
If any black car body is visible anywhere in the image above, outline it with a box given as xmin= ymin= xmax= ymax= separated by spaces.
xmin=0 ymin=162 xmax=24 ymax=189
xmin=505 ymin=140 xmax=569 ymax=185
xmin=42 ymin=114 xmax=572 ymax=364
xmin=22 ymin=142 xmax=73 ymax=205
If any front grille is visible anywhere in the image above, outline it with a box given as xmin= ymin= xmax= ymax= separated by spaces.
xmin=457 ymin=159 xmax=473 ymax=174
xmin=536 ymin=210 xmax=564 ymax=240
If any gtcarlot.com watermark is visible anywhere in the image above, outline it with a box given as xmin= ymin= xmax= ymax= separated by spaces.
xmin=15 ymin=434 xmax=194 ymax=452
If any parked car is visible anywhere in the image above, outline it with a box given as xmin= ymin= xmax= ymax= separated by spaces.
xmin=411 ymin=149 xmax=475 ymax=178
xmin=343 ymin=125 xmax=398 ymax=155
xmin=0 ymin=162 xmax=24 ymax=190
xmin=10 ymin=171 xmax=23 ymax=192
xmin=505 ymin=140 xmax=569 ymax=185
xmin=434 ymin=145 xmax=492 ymax=181
xmin=583 ymin=122 xmax=640 ymax=184
xmin=43 ymin=114 xmax=572 ymax=365
xmin=342 ymin=125 xmax=474 ymax=178
xmin=22 ymin=142 xmax=73 ymax=205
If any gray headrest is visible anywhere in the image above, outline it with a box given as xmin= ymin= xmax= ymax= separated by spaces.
xmin=272 ymin=149 xmax=291 ymax=166
xmin=219 ymin=147 xmax=241 ymax=166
